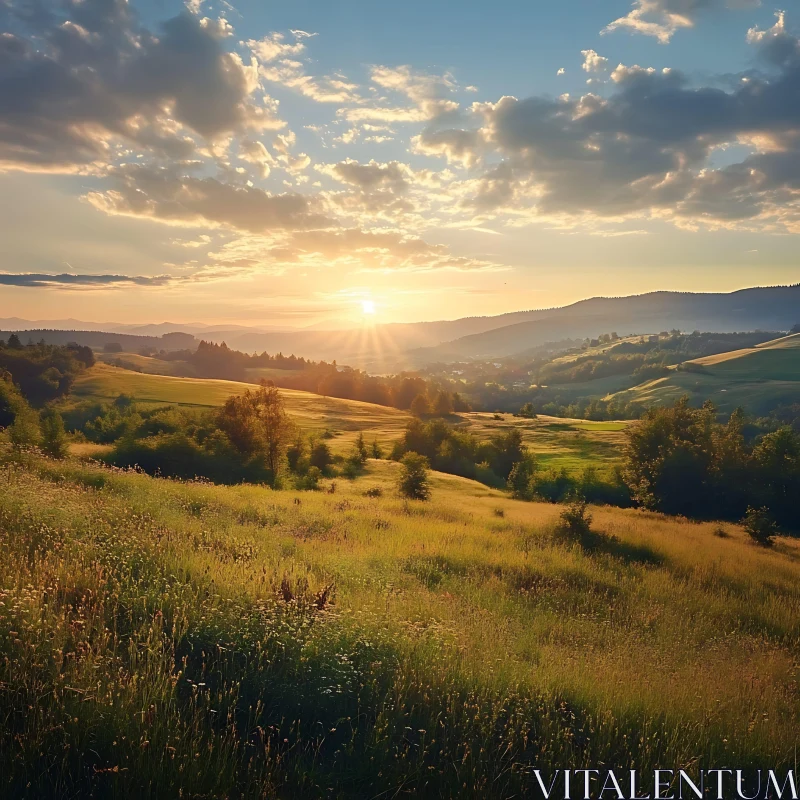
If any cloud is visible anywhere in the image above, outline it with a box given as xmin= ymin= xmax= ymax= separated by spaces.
xmin=86 ymin=164 xmax=333 ymax=232
xmin=0 ymin=2 xmax=281 ymax=172
xmin=238 ymin=139 xmax=275 ymax=178
xmin=319 ymin=159 xmax=411 ymax=191
xmin=581 ymin=49 xmax=610 ymax=73
xmin=0 ymin=272 xmax=174 ymax=288
xmin=247 ymin=32 xmax=305 ymax=62
xmin=248 ymin=33 xmax=361 ymax=103
xmin=204 ymin=228 xmax=506 ymax=275
xmin=340 ymin=65 xmax=460 ymax=123
xmin=412 ymin=127 xmax=483 ymax=168
xmin=413 ymin=18 xmax=800 ymax=231
xmin=604 ymin=0 xmax=761 ymax=44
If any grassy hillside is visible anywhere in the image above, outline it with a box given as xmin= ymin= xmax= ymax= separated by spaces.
xmin=459 ymin=412 xmax=628 ymax=476
xmin=97 ymin=352 xmax=200 ymax=377
xmin=607 ymin=334 xmax=800 ymax=414
xmin=1 ymin=449 xmax=798 ymax=797
xmin=71 ymin=363 xmax=412 ymax=454
xmin=70 ymin=364 xmax=629 ymax=473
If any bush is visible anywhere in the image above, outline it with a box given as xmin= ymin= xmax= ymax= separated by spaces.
xmin=9 ymin=407 xmax=40 ymax=449
xmin=40 ymin=408 xmax=68 ymax=459
xmin=340 ymin=458 xmax=361 ymax=480
xmin=286 ymin=435 xmax=307 ymax=473
xmin=743 ymin=506 xmax=778 ymax=547
xmin=508 ymin=458 xmax=536 ymax=500
xmin=371 ymin=439 xmax=384 ymax=459
xmin=556 ymin=498 xmax=593 ymax=542
xmin=398 ymin=452 xmax=431 ymax=500
xmin=295 ymin=466 xmax=322 ymax=491
xmin=364 ymin=486 xmax=383 ymax=498
xmin=309 ymin=441 xmax=333 ymax=471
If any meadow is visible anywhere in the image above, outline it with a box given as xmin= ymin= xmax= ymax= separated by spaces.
xmin=70 ymin=362 xmax=629 ymax=473
xmin=1 ymin=447 xmax=798 ymax=798
xmin=609 ymin=334 xmax=800 ymax=415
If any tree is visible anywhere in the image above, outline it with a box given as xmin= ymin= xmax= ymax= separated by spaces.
xmin=103 ymin=342 xmax=124 ymax=353
xmin=398 ymin=452 xmax=431 ymax=500
xmin=0 ymin=375 xmax=25 ymax=429
xmin=9 ymin=406 xmax=40 ymax=449
xmin=622 ymin=396 xmax=714 ymax=516
xmin=371 ymin=439 xmax=384 ymax=459
xmin=452 ymin=392 xmax=472 ymax=413
xmin=518 ymin=402 xmax=537 ymax=419
xmin=791 ymin=324 xmax=800 ymax=334
xmin=432 ymin=390 xmax=454 ymax=417
xmin=286 ymin=434 xmax=307 ymax=473
xmin=216 ymin=382 xmax=292 ymax=478
xmin=309 ymin=440 xmax=333 ymax=471
xmin=507 ymin=457 xmax=537 ymax=499
xmin=410 ymin=393 xmax=431 ymax=418
xmin=40 ymin=408 xmax=68 ymax=459
xmin=353 ymin=432 xmax=368 ymax=465
xmin=6 ymin=333 xmax=22 ymax=349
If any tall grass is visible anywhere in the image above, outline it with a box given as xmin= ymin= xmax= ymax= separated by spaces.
xmin=1 ymin=449 xmax=799 ymax=797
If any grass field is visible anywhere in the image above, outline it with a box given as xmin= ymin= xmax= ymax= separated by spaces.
xmin=70 ymin=363 xmax=412 ymax=454
xmin=1 ymin=448 xmax=798 ymax=797
xmin=96 ymin=352 xmax=200 ymax=377
xmin=608 ymin=334 xmax=800 ymax=414
xmin=458 ymin=412 xmax=629 ymax=476
xmin=70 ymin=364 xmax=629 ymax=474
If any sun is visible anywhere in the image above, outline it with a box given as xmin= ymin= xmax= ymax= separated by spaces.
xmin=362 ymin=299 xmax=376 ymax=316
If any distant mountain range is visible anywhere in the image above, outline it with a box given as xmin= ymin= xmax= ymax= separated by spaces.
xmin=4 ymin=285 xmax=799 ymax=368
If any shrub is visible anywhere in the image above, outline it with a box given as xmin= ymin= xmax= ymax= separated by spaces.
xmin=743 ymin=506 xmax=778 ymax=547
xmin=508 ymin=458 xmax=536 ymax=500
xmin=371 ymin=439 xmax=384 ymax=459
xmin=286 ymin=434 xmax=307 ymax=473
xmin=364 ymin=486 xmax=383 ymax=498
xmin=340 ymin=458 xmax=361 ymax=480
xmin=309 ymin=440 xmax=333 ymax=471
xmin=40 ymin=408 xmax=68 ymax=459
xmin=398 ymin=452 xmax=431 ymax=500
xmin=556 ymin=498 xmax=593 ymax=542
xmin=295 ymin=465 xmax=322 ymax=491
xmin=8 ymin=407 xmax=40 ymax=449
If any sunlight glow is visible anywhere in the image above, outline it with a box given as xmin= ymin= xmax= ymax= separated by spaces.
xmin=362 ymin=299 xmax=376 ymax=315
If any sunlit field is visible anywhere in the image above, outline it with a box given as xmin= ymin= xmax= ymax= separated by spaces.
xmin=610 ymin=334 xmax=800 ymax=415
xmin=69 ymin=363 xmax=413 ymax=455
xmin=1 ymin=448 xmax=798 ymax=798
xmin=70 ymin=363 xmax=628 ymax=473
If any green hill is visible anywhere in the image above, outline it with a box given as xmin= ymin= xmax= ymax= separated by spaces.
xmin=70 ymin=363 xmax=412 ymax=454
xmin=607 ymin=334 xmax=800 ymax=414
xmin=1 ymin=449 xmax=799 ymax=796
xmin=70 ymin=363 xmax=630 ymax=474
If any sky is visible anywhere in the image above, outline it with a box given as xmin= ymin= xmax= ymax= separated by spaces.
xmin=1 ymin=0 xmax=799 ymax=327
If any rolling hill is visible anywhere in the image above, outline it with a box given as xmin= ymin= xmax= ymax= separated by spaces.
xmin=607 ymin=333 xmax=800 ymax=414
xmin=2 ymin=444 xmax=799 ymax=796
xmin=411 ymin=285 xmax=800 ymax=362
xmin=69 ymin=363 xmax=629 ymax=473
xmin=8 ymin=284 xmax=800 ymax=369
